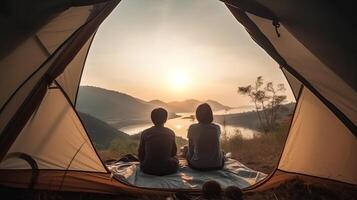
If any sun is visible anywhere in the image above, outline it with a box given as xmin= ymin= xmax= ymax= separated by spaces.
xmin=170 ymin=70 xmax=188 ymax=90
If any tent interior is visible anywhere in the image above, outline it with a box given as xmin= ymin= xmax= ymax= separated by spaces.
xmin=0 ymin=0 xmax=356 ymax=198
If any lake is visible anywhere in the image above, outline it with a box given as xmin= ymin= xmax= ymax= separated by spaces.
xmin=119 ymin=106 xmax=261 ymax=140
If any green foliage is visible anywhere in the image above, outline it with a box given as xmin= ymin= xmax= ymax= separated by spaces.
xmin=238 ymin=76 xmax=287 ymax=133
xmin=175 ymin=136 xmax=188 ymax=149
xmin=221 ymin=130 xmax=244 ymax=153
xmin=79 ymin=112 xmax=130 ymax=150
xmin=221 ymin=119 xmax=290 ymax=173
xmin=80 ymin=110 xmax=188 ymax=160
xmin=108 ymin=138 xmax=139 ymax=158
xmin=102 ymin=134 xmax=187 ymax=160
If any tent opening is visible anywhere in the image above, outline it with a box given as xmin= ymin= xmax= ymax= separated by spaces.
xmin=76 ymin=0 xmax=296 ymax=189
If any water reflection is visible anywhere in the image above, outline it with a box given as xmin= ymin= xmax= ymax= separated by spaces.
xmin=119 ymin=108 xmax=260 ymax=139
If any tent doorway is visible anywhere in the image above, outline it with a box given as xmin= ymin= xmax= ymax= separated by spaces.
xmin=75 ymin=0 xmax=295 ymax=189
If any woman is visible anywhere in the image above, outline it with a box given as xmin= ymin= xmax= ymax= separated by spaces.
xmin=186 ymin=103 xmax=224 ymax=171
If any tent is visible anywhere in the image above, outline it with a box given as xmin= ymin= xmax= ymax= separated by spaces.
xmin=0 ymin=0 xmax=356 ymax=196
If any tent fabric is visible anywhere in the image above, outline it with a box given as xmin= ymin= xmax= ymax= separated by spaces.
xmin=0 ymin=169 xmax=354 ymax=195
xmin=0 ymin=169 xmax=173 ymax=195
xmin=253 ymin=1 xmax=356 ymax=91
xmin=0 ymin=36 xmax=49 ymax=110
xmin=56 ymin=34 xmax=95 ymax=105
xmin=248 ymin=170 xmax=357 ymax=192
xmin=0 ymin=87 xmax=105 ymax=172
xmin=0 ymin=0 xmax=356 ymax=195
xmin=0 ymin=4 xmax=98 ymax=112
xmin=281 ymin=68 xmax=301 ymax=99
xmin=108 ymin=159 xmax=266 ymax=189
xmin=0 ymin=0 xmax=120 ymax=161
xmin=0 ymin=65 xmax=49 ymax=135
xmin=227 ymin=4 xmax=356 ymax=185
xmin=226 ymin=5 xmax=356 ymax=134
xmin=0 ymin=31 xmax=84 ymax=135
xmin=245 ymin=13 xmax=357 ymax=127
xmin=278 ymin=87 xmax=357 ymax=185
xmin=220 ymin=0 xmax=277 ymax=20
xmin=35 ymin=5 xmax=96 ymax=54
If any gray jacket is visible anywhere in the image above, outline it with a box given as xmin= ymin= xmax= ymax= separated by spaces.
xmin=186 ymin=123 xmax=224 ymax=169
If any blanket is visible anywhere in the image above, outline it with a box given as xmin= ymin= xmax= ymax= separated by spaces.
xmin=107 ymin=159 xmax=267 ymax=189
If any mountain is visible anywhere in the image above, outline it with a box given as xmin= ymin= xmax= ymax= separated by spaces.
xmin=150 ymin=99 xmax=231 ymax=113
xmin=148 ymin=100 xmax=169 ymax=109
xmin=77 ymin=86 xmax=231 ymax=127
xmin=214 ymin=102 xmax=296 ymax=130
xmin=205 ymin=99 xmax=231 ymax=111
xmin=77 ymin=86 xmax=157 ymax=123
xmin=79 ymin=111 xmax=187 ymax=159
xmin=167 ymin=99 xmax=202 ymax=113
xmin=78 ymin=112 xmax=130 ymax=150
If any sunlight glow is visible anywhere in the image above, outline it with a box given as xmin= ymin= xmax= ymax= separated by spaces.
xmin=170 ymin=70 xmax=189 ymax=91
xmin=81 ymin=0 xmax=295 ymax=106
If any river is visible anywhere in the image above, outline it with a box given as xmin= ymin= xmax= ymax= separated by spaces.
xmin=119 ymin=106 xmax=261 ymax=140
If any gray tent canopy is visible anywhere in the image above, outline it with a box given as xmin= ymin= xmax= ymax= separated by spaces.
xmin=0 ymin=0 xmax=356 ymax=195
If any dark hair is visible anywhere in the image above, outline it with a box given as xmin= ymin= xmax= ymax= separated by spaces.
xmin=196 ymin=103 xmax=213 ymax=124
xmin=151 ymin=108 xmax=168 ymax=126
xmin=202 ymin=180 xmax=221 ymax=198
xmin=224 ymin=186 xmax=243 ymax=200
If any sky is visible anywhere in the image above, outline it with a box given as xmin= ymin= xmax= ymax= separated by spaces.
xmin=80 ymin=0 xmax=295 ymax=107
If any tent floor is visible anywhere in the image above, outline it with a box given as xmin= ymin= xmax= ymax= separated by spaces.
xmin=244 ymin=178 xmax=357 ymax=200
xmin=1 ymin=175 xmax=356 ymax=200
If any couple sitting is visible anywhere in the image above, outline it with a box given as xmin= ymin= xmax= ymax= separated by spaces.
xmin=138 ymin=103 xmax=224 ymax=176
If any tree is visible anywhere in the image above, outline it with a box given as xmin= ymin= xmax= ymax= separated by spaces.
xmin=265 ymin=82 xmax=287 ymax=128
xmin=238 ymin=76 xmax=287 ymax=133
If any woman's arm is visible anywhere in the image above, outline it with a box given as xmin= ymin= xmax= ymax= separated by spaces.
xmin=187 ymin=126 xmax=194 ymax=160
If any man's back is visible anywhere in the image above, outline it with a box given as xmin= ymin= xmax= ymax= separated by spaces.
xmin=138 ymin=126 xmax=178 ymax=175
xmin=139 ymin=126 xmax=176 ymax=161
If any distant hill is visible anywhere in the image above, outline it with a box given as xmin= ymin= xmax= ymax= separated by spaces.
xmin=78 ymin=111 xmax=187 ymax=159
xmin=214 ymin=102 xmax=296 ymax=130
xmin=205 ymin=99 xmax=231 ymax=111
xmin=77 ymin=86 xmax=231 ymax=127
xmin=148 ymin=100 xmax=168 ymax=108
xmin=77 ymin=86 xmax=158 ymax=123
xmin=150 ymin=99 xmax=231 ymax=113
xmin=166 ymin=99 xmax=202 ymax=113
xmin=78 ymin=112 xmax=130 ymax=150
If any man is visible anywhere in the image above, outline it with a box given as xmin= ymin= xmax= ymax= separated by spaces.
xmin=138 ymin=108 xmax=179 ymax=176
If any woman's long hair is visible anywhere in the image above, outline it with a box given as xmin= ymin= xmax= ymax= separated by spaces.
xmin=196 ymin=103 xmax=213 ymax=124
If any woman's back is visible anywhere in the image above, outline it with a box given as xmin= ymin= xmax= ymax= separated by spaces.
xmin=187 ymin=123 xmax=223 ymax=170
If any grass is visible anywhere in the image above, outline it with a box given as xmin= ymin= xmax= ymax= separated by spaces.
xmin=97 ymin=113 xmax=291 ymax=174
xmin=221 ymin=117 xmax=291 ymax=174
xmin=97 ymin=138 xmax=139 ymax=161
xmin=98 ymin=119 xmax=290 ymax=174
xmin=97 ymin=135 xmax=188 ymax=161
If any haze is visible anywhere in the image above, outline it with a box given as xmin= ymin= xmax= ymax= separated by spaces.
xmin=80 ymin=0 xmax=295 ymax=107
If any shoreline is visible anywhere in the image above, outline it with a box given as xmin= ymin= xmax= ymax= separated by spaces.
xmin=109 ymin=113 xmax=181 ymax=129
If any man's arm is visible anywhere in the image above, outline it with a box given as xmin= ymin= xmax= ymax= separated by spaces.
xmin=171 ymin=136 xmax=177 ymax=157
xmin=138 ymin=133 xmax=145 ymax=161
